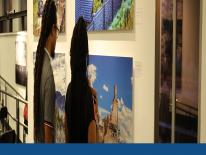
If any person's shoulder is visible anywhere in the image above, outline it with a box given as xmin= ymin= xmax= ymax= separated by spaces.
xmin=41 ymin=58 xmax=54 ymax=91
xmin=42 ymin=53 xmax=53 ymax=77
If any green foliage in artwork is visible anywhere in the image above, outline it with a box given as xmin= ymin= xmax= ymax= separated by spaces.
xmin=93 ymin=0 xmax=103 ymax=13
xmin=109 ymin=0 xmax=134 ymax=30
xmin=33 ymin=0 xmax=39 ymax=34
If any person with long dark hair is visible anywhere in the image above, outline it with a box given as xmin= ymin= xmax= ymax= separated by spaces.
xmin=65 ymin=17 xmax=97 ymax=143
xmin=34 ymin=0 xmax=59 ymax=143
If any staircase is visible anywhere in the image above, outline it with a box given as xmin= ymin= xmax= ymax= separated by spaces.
xmin=159 ymin=93 xmax=198 ymax=143
xmin=0 ymin=75 xmax=28 ymax=143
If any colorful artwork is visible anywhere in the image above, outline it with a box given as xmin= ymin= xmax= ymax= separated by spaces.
xmin=15 ymin=35 xmax=27 ymax=86
xmin=51 ymin=53 xmax=66 ymax=143
xmin=33 ymin=0 xmax=66 ymax=36
xmin=88 ymin=55 xmax=133 ymax=143
xmin=76 ymin=0 xmax=134 ymax=31
xmin=33 ymin=52 xmax=66 ymax=143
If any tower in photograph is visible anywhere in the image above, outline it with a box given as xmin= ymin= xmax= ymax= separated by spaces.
xmin=110 ymin=85 xmax=118 ymax=126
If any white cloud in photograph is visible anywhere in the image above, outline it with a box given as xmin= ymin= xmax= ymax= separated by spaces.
xmin=103 ymin=84 xmax=109 ymax=92
xmin=87 ymin=64 xmax=97 ymax=87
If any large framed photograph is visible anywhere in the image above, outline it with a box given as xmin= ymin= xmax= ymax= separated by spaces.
xmin=33 ymin=0 xmax=66 ymax=36
xmin=75 ymin=0 xmax=134 ymax=31
xmin=88 ymin=55 xmax=133 ymax=143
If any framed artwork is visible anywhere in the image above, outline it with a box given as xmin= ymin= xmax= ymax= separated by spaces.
xmin=33 ymin=0 xmax=66 ymax=36
xmin=88 ymin=55 xmax=133 ymax=143
xmin=33 ymin=52 xmax=133 ymax=143
xmin=75 ymin=0 xmax=134 ymax=31
xmin=51 ymin=53 xmax=66 ymax=143
xmin=15 ymin=37 xmax=27 ymax=86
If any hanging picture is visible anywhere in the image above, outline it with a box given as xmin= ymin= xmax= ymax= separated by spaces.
xmin=33 ymin=0 xmax=66 ymax=36
xmin=33 ymin=52 xmax=66 ymax=143
xmin=88 ymin=55 xmax=133 ymax=143
xmin=75 ymin=0 xmax=134 ymax=31
xmin=15 ymin=35 xmax=27 ymax=86
xmin=51 ymin=53 xmax=66 ymax=143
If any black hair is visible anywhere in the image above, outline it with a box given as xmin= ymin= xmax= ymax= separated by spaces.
xmin=66 ymin=17 xmax=94 ymax=142
xmin=34 ymin=0 xmax=57 ymax=142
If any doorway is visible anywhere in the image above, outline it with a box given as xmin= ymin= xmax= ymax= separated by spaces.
xmin=155 ymin=0 xmax=200 ymax=143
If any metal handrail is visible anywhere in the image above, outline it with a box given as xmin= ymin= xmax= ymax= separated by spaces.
xmin=0 ymin=10 xmax=27 ymax=22
xmin=176 ymin=100 xmax=198 ymax=111
xmin=0 ymin=78 xmax=28 ymax=142
xmin=0 ymin=75 xmax=24 ymax=100
xmin=0 ymin=89 xmax=28 ymax=143
xmin=176 ymin=106 xmax=197 ymax=118
xmin=7 ymin=112 xmax=28 ymax=129
xmin=169 ymin=100 xmax=198 ymax=118
xmin=0 ymin=90 xmax=28 ymax=105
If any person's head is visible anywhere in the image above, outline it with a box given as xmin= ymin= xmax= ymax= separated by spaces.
xmin=34 ymin=0 xmax=57 ymax=142
xmin=70 ymin=17 xmax=89 ymax=79
xmin=43 ymin=1 xmax=59 ymax=58
xmin=67 ymin=17 xmax=94 ymax=142
xmin=46 ymin=23 xmax=59 ymax=58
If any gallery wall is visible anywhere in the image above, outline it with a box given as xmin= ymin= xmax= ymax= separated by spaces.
xmin=1 ymin=0 xmax=206 ymax=143
xmin=27 ymin=0 xmax=156 ymax=143
xmin=199 ymin=0 xmax=206 ymax=143
xmin=0 ymin=1 xmax=28 ymax=143
xmin=0 ymin=33 xmax=27 ymax=142
xmin=0 ymin=2 xmax=27 ymax=143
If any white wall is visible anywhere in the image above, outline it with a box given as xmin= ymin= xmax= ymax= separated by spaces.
xmin=27 ymin=0 xmax=156 ymax=143
xmin=0 ymin=32 xmax=27 ymax=142
xmin=199 ymin=0 xmax=206 ymax=143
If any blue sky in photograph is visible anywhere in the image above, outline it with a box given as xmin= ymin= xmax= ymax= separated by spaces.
xmin=89 ymin=55 xmax=133 ymax=112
